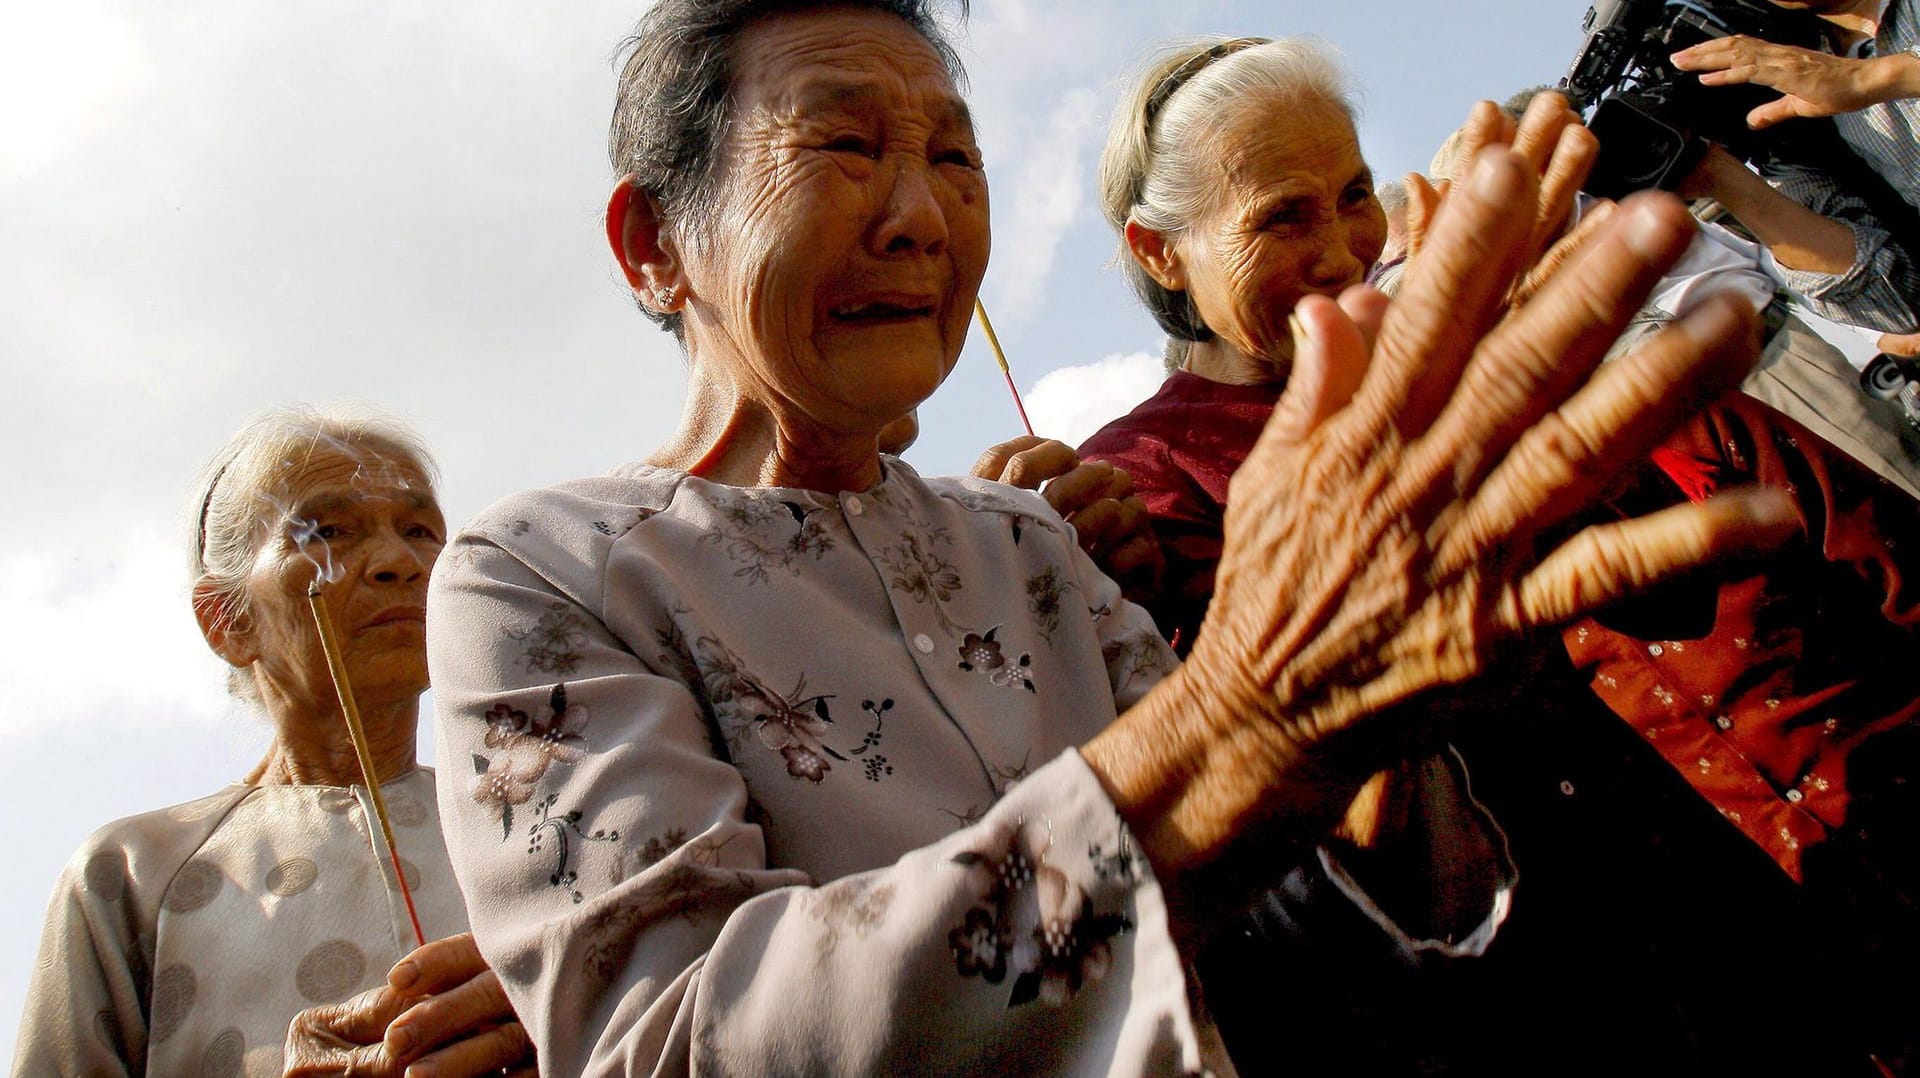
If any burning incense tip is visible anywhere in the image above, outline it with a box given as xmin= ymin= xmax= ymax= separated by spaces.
xmin=972 ymin=298 xmax=1035 ymax=438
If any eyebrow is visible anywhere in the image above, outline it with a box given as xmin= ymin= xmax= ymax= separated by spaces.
xmin=289 ymin=490 xmax=438 ymax=520
xmin=789 ymin=81 xmax=975 ymax=136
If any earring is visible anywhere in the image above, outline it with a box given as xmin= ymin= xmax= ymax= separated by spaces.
xmin=653 ymin=287 xmax=676 ymax=310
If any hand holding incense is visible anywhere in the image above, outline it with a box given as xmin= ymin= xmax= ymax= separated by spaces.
xmin=973 ymin=298 xmax=1035 ymax=437
xmin=306 ymin=585 xmax=428 ymax=949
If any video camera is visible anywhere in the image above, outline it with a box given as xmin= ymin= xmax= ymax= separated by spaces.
xmin=1559 ymin=0 xmax=1831 ymax=198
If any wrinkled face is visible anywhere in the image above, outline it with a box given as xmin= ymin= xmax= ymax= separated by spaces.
xmin=1176 ymin=94 xmax=1385 ymax=373
xmin=240 ymin=447 xmax=445 ymax=711
xmin=681 ymin=8 xmax=990 ymax=434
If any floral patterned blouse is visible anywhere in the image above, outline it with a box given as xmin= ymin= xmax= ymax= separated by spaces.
xmin=12 ymin=771 xmax=467 ymax=1077
xmin=427 ymin=458 xmax=1505 ymax=1076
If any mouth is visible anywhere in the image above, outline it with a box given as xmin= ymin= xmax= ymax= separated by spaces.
xmin=364 ymin=606 xmax=427 ymax=629
xmin=829 ymin=296 xmax=939 ymax=325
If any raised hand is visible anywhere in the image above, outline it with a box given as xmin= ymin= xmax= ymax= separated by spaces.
xmin=1083 ymin=150 xmax=1796 ymax=877
xmin=973 ymin=435 xmax=1164 ymax=600
xmin=1671 ymin=36 xmax=1920 ymax=129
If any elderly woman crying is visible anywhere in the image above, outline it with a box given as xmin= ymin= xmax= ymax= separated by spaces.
xmin=13 ymin=408 xmax=532 ymax=1078
xmin=425 ymin=2 xmax=1795 ymax=1074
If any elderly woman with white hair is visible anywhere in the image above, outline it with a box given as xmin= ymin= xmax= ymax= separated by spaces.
xmin=13 ymin=408 xmax=533 ymax=1077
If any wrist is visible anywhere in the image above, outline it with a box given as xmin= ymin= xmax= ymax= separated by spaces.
xmin=1885 ymin=49 xmax=1920 ymax=102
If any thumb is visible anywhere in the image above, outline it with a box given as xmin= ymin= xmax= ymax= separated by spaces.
xmin=1269 ymin=293 xmax=1371 ymax=442
xmin=1747 ymin=97 xmax=1800 ymax=129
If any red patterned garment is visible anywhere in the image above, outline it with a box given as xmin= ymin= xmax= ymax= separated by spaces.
xmin=1564 ymin=393 xmax=1920 ymax=887
xmin=1078 ymin=370 xmax=1280 ymax=654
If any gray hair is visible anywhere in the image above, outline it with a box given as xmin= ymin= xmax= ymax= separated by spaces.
xmin=608 ymin=0 xmax=970 ymax=341
xmin=190 ymin=405 xmax=439 ymax=701
xmin=1376 ymin=178 xmax=1409 ymax=219
xmin=1099 ymin=36 xmax=1359 ymax=342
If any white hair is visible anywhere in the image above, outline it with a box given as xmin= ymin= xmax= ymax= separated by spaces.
xmin=189 ymin=405 xmax=439 ymax=701
xmin=1099 ymin=35 xmax=1360 ymax=341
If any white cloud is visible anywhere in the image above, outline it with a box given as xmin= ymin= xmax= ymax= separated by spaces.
xmin=988 ymin=87 xmax=1104 ymax=325
xmin=1023 ymin=351 xmax=1167 ymax=448
xmin=0 ymin=527 xmax=235 ymax=737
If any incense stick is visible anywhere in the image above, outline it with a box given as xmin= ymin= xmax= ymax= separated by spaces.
xmin=306 ymin=587 xmax=428 ymax=949
xmin=973 ymin=298 xmax=1035 ymax=437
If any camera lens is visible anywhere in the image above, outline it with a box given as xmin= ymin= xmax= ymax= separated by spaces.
xmin=1861 ymin=355 xmax=1909 ymax=401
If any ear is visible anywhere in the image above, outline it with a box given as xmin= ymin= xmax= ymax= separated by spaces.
xmin=192 ymin=577 xmax=258 ymax=670
xmin=607 ymin=175 xmax=689 ymax=314
xmin=1124 ymin=217 xmax=1187 ymax=292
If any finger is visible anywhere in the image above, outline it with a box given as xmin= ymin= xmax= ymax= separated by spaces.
xmin=1043 ymin=461 xmax=1126 ymax=517
xmin=1697 ymin=65 xmax=1760 ymax=87
xmin=1269 ymin=293 xmax=1374 ymax=441
xmin=1440 ymin=292 xmax=1762 ymax=574
xmin=1670 ymin=37 xmax=1744 ymax=71
xmin=1365 ymin=150 xmax=1540 ymax=437
xmin=1067 ymin=498 xmax=1129 ymax=554
xmin=1453 ymin=101 xmax=1509 ymax=181
xmin=292 ymin=985 xmax=409 ymax=1051
xmin=1404 ymin=174 xmax=1445 ymax=259
xmin=400 ymin=1022 xmax=535 ymax=1078
xmin=971 ymin=436 xmax=1051 ymax=483
xmin=1337 ymin=283 xmax=1391 ymax=355
xmin=1001 ymin=441 xmax=1081 ymax=492
xmin=1504 ymin=486 xmax=1798 ymax=630
xmin=1102 ymin=530 xmax=1164 ymax=583
xmin=389 ymin=934 xmax=489 ymax=999
xmin=1512 ymin=199 xmax=1616 ymax=307
xmin=1746 ymin=97 xmax=1803 ymax=129
xmin=1421 ymin=193 xmax=1701 ymax=498
xmin=386 ymin=970 xmax=518 ymax=1064
xmin=1511 ymin=91 xmax=1576 ymax=177
xmin=1530 ymin=123 xmax=1599 ymax=256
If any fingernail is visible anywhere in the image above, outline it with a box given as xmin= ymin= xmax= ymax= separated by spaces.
xmin=1744 ymin=487 xmax=1798 ymax=526
xmin=1675 ymin=293 xmax=1745 ymax=347
xmin=1288 ymin=312 xmax=1310 ymax=346
xmin=1468 ymin=151 xmax=1520 ymax=203
xmin=388 ymin=1024 xmax=415 ymax=1057
xmin=389 ymin=960 xmax=419 ymax=991
xmin=1622 ymin=200 xmax=1676 ymax=259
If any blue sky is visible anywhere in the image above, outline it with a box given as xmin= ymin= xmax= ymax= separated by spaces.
xmin=0 ymin=0 xmax=1713 ymax=1057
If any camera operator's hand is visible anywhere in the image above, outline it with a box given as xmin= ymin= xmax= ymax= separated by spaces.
xmin=1881 ymin=330 xmax=1920 ymax=359
xmin=1671 ymin=36 xmax=1920 ymax=128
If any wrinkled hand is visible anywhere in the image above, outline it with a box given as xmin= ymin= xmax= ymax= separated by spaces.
xmin=283 ymin=933 xmax=535 ymax=1078
xmin=1671 ymin=36 xmax=1895 ymax=128
xmin=1085 ymin=150 xmax=1797 ymax=875
xmin=973 ymin=436 xmax=1165 ymax=600
xmin=1405 ymin=95 xmax=1599 ymax=305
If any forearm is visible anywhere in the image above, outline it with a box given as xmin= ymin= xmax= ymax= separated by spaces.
xmin=1871 ymin=50 xmax=1920 ymax=103
xmin=1701 ymin=154 xmax=1857 ymax=274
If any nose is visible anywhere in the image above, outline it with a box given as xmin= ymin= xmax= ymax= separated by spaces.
xmin=363 ymin=528 xmax=429 ymax=585
xmin=871 ymin=157 xmax=948 ymax=259
xmin=1306 ymin=218 xmax=1367 ymax=290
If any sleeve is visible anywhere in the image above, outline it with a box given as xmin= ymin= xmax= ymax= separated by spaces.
xmin=1079 ymin=435 xmax=1222 ymax=656
xmin=427 ymin=535 xmax=1205 ymax=1077
xmin=11 ymin=847 xmax=148 ymax=1077
xmin=1755 ymin=156 xmax=1920 ymax=334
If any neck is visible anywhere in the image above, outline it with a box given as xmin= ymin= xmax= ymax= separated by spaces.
xmin=247 ymin=692 xmax=419 ymax=787
xmin=1182 ymin=335 xmax=1289 ymax=388
xmin=649 ymin=354 xmax=885 ymax=492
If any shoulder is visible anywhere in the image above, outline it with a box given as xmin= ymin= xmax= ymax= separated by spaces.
xmin=59 ymin=787 xmax=249 ymax=905
xmin=453 ymin=467 xmax=686 ymax=550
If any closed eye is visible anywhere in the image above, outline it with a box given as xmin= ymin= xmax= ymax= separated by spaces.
xmin=822 ymin=135 xmax=879 ymax=158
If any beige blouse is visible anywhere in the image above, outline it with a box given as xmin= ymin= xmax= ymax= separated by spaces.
xmin=12 ymin=770 xmax=466 ymax=1077
xmin=427 ymin=458 xmax=1505 ymax=1076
